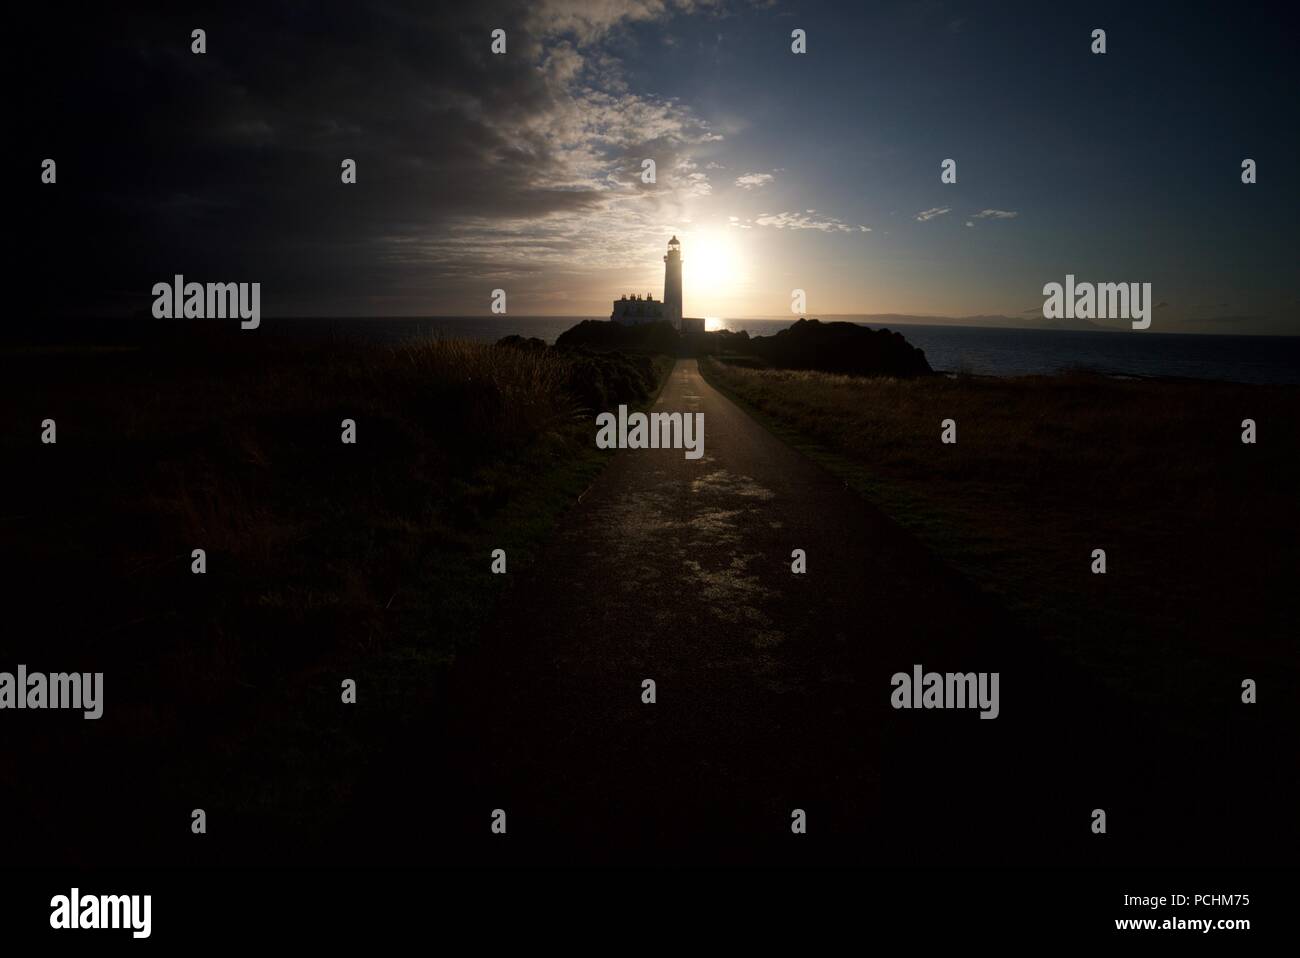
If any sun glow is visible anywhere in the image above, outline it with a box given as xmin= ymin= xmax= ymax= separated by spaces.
xmin=684 ymin=229 xmax=746 ymax=314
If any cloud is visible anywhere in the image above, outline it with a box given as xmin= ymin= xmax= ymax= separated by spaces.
xmin=28 ymin=0 xmax=733 ymax=314
xmin=751 ymin=211 xmax=870 ymax=232
xmin=915 ymin=207 xmax=951 ymax=222
xmin=531 ymin=0 xmax=727 ymax=44
xmin=972 ymin=209 xmax=1019 ymax=219
xmin=734 ymin=172 xmax=774 ymax=189
xmin=683 ymin=171 xmax=714 ymax=196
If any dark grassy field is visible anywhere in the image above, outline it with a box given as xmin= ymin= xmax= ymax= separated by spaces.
xmin=0 ymin=332 xmax=671 ymax=864
xmin=700 ymin=357 xmax=1300 ymax=735
xmin=3 ymin=330 xmax=1295 ymax=865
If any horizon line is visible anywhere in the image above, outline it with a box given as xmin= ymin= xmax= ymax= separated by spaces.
xmin=34 ymin=314 xmax=1300 ymax=338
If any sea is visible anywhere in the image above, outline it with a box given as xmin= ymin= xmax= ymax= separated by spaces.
xmin=260 ymin=316 xmax=1300 ymax=386
xmin=21 ymin=315 xmax=1300 ymax=385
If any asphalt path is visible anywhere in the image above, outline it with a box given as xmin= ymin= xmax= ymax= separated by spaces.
xmin=343 ymin=358 xmax=1254 ymax=866
xmin=434 ymin=359 xmax=1081 ymax=864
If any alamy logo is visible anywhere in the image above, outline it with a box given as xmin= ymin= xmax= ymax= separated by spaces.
xmin=0 ymin=666 xmax=102 ymax=719
xmin=890 ymin=664 xmax=1000 ymax=719
xmin=151 ymin=275 xmax=261 ymax=329
xmin=596 ymin=405 xmax=704 ymax=460
xmin=1043 ymin=274 xmax=1152 ymax=329
xmin=50 ymin=888 xmax=151 ymax=938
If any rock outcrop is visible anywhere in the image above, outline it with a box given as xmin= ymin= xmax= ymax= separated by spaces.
xmin=745 ymin=319 xmax=932 ymax=377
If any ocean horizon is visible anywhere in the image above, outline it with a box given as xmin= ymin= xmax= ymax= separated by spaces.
xmin=19 ymin=315 xmax=1300 ymax=385
xmin=256 ymin=316 xmax=1300 ymax=385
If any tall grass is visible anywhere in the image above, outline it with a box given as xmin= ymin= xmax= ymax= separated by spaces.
xmin=0 ymin=334 xmax=669 ymax=862
xmin=702 ymin=358 xmax=1300 ymax=711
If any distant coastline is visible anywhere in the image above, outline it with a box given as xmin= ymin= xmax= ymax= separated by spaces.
xmin=13 ymin=315 xmax=1300 ymax=384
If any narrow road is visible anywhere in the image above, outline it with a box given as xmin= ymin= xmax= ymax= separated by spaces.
xmin=428 ymin=358 xmax=1073 ymax=864
xmin=338 ymin=357 xmax=1231 ymax=867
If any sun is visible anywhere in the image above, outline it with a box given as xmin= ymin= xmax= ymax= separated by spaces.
xmin=684 ymin=229 xmax=745 ymax=313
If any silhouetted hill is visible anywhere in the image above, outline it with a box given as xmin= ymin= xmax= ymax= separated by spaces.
xmin=558 ymin=318 xmax=932 ymax=377
xmin=556 ymin=319 xmax=680 ymax=353
xmin=745 ymin=318 xmax=933 ymax=377
xmin=497 ymin=331 xmax=669 ymax=410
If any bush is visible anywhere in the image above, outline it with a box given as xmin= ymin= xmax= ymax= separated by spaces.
xmin=744 ymin=319 xmax=933 ymax=377
xmin=555 ymin=319 xmax=680 ymax=354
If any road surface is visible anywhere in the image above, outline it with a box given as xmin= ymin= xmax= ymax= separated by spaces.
xmin=349 ymin=358 xmax=1212 ymax=866
xmin=431 ymin=358 xmax=1079 ymax=864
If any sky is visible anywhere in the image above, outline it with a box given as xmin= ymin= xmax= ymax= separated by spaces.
xmin=18 ymin=1 xmax=1300 ymax=333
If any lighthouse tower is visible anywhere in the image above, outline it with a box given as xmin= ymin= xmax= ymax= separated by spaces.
xmin=663 ymin=236 xmax=683 ymax=329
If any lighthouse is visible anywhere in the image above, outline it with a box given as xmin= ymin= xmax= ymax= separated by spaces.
xmin=663 ymin=236 xmax=683 ymax=328
xmin=608 ymin=236 xmax=701 ymax=330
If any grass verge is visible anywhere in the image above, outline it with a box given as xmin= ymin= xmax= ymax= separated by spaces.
xmin=700 ymin=356 xmax=1300 ymax=714
xmin=0 ymin=333 xmax=671 ymax=861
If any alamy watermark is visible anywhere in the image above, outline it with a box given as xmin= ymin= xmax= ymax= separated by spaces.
xmin=596 ymin=405 xmax=704 ymax=460
xmin=152 ymin=275 xmax=260 ymax=329
xmin=1043 ymin=274 xmax=1152 ymax=329
xmin=50 ymin=888 xmax=150 ymax=939
xmin=891 ymin=664 xmax=999 ymax=719
xmin=0 ymin=666 xmax=103 ymax=719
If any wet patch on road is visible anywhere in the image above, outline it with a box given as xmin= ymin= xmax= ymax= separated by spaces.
xmin=689 ymin=469 xmax=775 ymax=500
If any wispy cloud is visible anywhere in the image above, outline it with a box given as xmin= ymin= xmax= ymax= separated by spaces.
xmin=751 ymin=210 xmax=870 ymax=232
xmin=125 ymin=0 xmax=732 ymax=296
xmin=531 ymin=0 xmax=729 ymax=43
xmin=972 ymin=209 xmax=1018 ymax=219
xmin=734 ymin=172 xmax=774 ymax=189
xmin=915 ymin=207 xmax=951 ymax=222
xmin=361 ymin=6 xmax=730 ymax=280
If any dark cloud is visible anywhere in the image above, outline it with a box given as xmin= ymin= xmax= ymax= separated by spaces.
xmin=19 ymin=1 xmax=723 ymax=316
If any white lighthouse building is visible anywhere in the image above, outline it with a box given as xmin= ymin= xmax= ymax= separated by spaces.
xmin=662 ymin=235 xmax=683 ymax=327
xmin=610 ymin=237 xmax=703 ymax=332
